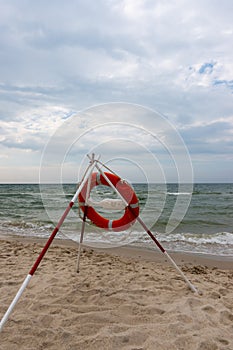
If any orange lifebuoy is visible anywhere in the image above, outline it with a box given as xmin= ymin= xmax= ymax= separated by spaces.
xmin=78 ymin=172 xmax=139 ymax=232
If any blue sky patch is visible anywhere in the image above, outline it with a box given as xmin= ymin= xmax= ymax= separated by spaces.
xmin=198 ymin=62 xmax=215 ymax=74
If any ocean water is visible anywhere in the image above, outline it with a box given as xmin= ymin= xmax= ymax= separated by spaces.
xmin=0 ymin=183 xmax=232 ymax=256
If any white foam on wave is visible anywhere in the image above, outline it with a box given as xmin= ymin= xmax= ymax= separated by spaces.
xmin=158 ymin=231 xmax=233 ymax=245
xmin=167 ymin=192 xmax=192 ymax=196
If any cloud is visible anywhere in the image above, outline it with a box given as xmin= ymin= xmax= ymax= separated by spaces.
xmin=37 ymin=103 xmax=193 ymax=185
xmin=0 ymin=0 xmax=233 ymax=182
xmin=0 ymin=105 xmax=74 ymax=151
xmin=180 ymin=117 xmax=233 ymax=156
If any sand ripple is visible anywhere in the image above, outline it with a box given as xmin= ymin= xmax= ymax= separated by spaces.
xmin=0 ymin=239 xmax=232 ymax=349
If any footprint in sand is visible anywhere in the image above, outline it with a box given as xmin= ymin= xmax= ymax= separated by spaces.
xmin=197 ymin=340 xmax=218 ymax=350
xmin=219 ymin=310 xmax=233 ymax=325
xmin=202 ymin=305 xmax=217 ymax=314
xmin=218 ymin=287 xmax=229 ymax=296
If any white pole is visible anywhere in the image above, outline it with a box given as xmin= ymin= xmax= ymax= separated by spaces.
xmin=71 ymin=160 xmax=96 ymax=203
xmin=76 ymin=158 xmax=95 ymax=272
xmin=164 ymin=252 xmax=199 ymax=293
xmin=0 ymin=275 xmax=32 ymax=332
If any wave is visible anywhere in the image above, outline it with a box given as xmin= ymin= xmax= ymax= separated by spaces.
xmin=167 ymin=192 xmax=192 ymax=196
xmin=0 ymin=220 xmax=53 ymax=237
xmin=133 ymin=231 xmax=233 ymax=256
xmin=158 ymin=231 xmax=233 ymax=246
xmin=193 ymin=191 xmax=223 ymax=195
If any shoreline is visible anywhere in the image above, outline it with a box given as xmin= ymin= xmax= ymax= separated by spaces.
xmin=1 ymin=233 xmax=232 ymax=270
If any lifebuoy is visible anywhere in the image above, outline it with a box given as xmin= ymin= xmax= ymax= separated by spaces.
xmin=78 ymin=172 xmax=139 ymax=232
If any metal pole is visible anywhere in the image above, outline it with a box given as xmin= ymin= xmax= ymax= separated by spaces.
xmin=76 ymin=205 xmax=88 ymax=273
xmin=76 ymin=156 xmax=95 ymax=272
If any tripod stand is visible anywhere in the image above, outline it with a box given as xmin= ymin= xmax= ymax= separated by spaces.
xmin=0 ymin=153 xmax=199 ymax=332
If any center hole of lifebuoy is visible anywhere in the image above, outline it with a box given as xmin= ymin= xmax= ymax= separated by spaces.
xmin=89 ymin=185 xmax=125 ymax=220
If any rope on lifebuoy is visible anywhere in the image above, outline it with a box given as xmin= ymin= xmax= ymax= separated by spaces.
xmin=78 ymin=172 xmax=139 ymax=232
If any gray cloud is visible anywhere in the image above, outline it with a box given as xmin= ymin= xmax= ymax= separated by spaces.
xmin=0 ymin=0 xmax=233 ymax=182
xmin=181 ymin=119 xmax=233 ymax=155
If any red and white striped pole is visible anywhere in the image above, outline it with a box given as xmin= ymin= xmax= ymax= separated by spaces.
xmin=0 ymin=159 xmax=97 ymax=332
xmin=95 ymin=163 xmax=200 ymax=294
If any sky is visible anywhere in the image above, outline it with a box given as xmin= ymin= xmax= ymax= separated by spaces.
xmin=0 ymin=0 xmax=233 ymax=183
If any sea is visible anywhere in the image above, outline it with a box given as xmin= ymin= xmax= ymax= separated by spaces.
xmin=0 ymin=183 xmax=232 ymax=257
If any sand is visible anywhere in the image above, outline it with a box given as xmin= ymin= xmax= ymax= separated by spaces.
xmin=0 ymin=236 xmax=232 ymax=350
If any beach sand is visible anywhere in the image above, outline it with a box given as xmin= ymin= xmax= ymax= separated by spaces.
xmin=0 ymin=236 xmax=232 ymax=350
